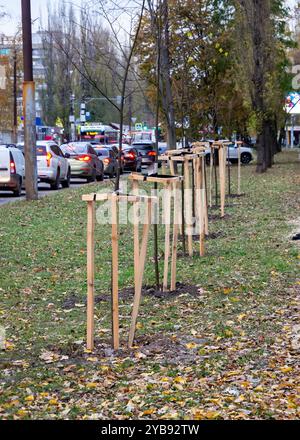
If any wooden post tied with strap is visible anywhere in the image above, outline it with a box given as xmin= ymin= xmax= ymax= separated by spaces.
xmin=82 ymin=192 xmax=157 ymax=351
xmin=128 ymin=173 xmax=183 ymax=293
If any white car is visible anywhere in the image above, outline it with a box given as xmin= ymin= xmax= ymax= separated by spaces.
xmin=36 ymin=141 xmax=71 ymax=189
xmin=18 ymin=141 xmax=71 ymax=190
xmin=0 ymin=144 xmax=25 ymax=197
xmin=204 ymin=142 xmax=254 ymax=165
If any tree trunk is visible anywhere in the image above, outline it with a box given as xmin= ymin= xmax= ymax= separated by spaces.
xmin=160 ymin=0 xmax=176 ymax=149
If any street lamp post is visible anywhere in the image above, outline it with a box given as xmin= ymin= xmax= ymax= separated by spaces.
xmin=21 ymin=0 xmax=38 ymax=200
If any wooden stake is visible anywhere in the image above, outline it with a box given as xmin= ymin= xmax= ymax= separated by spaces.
xmin=171 ymin=181 xmax=179 ymax=291
xmin=219 ymin=146 xmax=226 ymax=218
xmin=163 ymin=183 xmax=172 ymax=290
xmin=198 ymin=157 xmax=205 ymax=257
xmin=169 ymin=159 xmax=175 ymax=176
xmin=132 ymin=180 xmax=139 ymax=288
xmin=111 ymin=194 xmax=119 ymax=350
xmin=237 ymin=142 xmax=241 ymax=195
xmin=209 ymin=145 xmax=213 ymax=208
xmin=86 ymin=200 xmax=95 ymax=351
xmin=128 ymin=200 xmax=151 ymax=347
xmin=184 ymin=158 xmax=193 ymax=256
xmin=202 ymin=156 xmax=209 ymax=236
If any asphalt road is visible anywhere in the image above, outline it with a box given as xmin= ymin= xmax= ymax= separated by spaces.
xmin=0 ymin=178 xmax=112 ymax=207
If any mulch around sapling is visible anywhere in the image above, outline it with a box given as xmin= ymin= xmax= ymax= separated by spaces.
xmin=62 ymin=283 xmax=202 ymax=310
xmin=47 ymin=331 xmax=208 ymax=365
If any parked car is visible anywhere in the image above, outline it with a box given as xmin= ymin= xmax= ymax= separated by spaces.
xmin=158 ymin=143 xmax=168 ymax=155
xmin=60 ymin=142 xmax=104 ymax=182
xmin=131 ymin=141 xmax=157 ymax=166
xmin=122 ymin=147 xmax=142 ymax=172
xmin=204 ymin=142 xmax=254 ymax=165
xmin=94 ymin=147 xmax=118 ymax=178
xmin=36 ymin=141 xmax=71 ymax=189
xmin=0 ymin=145 xmax=25 ymax=196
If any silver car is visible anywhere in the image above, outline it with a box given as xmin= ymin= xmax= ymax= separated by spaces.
xmin=61 ymin=142 xmax=104 ymax=182
xmin=204 ymin=142 xmax=254 ymax=165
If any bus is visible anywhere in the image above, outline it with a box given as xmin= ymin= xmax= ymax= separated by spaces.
xmin=79 ymin=124 xmax=118 ymax=145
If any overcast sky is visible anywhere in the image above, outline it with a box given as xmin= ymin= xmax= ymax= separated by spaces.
xmin=1 ymin=0 xmax=83 ymax=35
xmin=0 ymin=0 xmax=298 ymax=36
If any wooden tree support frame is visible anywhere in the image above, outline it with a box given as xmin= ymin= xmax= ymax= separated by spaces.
xmin=170 ymin=154 xmax=197 ymax=257
xmin=160 ymin=149 xmax=209 ymax=253
xmin=209 ymin=142 xmax=227 ymax=218
xmin=236 ymin=141 xmax=243 ymax=195
xmin=82 ymin=192 xmax=157 ymax=351
xmin=128 ymin=173 xmax=183 ymax=292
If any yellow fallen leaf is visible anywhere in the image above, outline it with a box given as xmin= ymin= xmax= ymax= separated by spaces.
xmin=39 ymin=392 xmax=49 ymax=398
xmin=17 ymin=409 xmax=28 ymax=417
xmin=86 ymin=382 xmax=98 ymax=389
xmin=99 ymin=365 xmax=109 ymax=372
xmin=237 ymin=313 xmax=246 ymax=322
xmin=174 ymin=376 xmax=186 ymax=384
xmin=25 ymin=395 xmax=34 ymax=402
xmin=49 ymin=399 xmax=58 ymax=405
xmin=5 ymin=341 xmax=15 ymax=351
xmin=135 ymin=351 xmax=147 ymax=359
xmin=280 ymin=366 xmax=293 ymax=373
xmin=87 ymin=357 xmax=98 ymax=362
xmin=186 ymin=342 xmax=197 ymax=349
xmin=143 ymin=408 xmax=155 ymax=416
xmin=193 ymin=409 xmax=220 ymax=420
xmin=254 ymin=385 xmax=264 ymax=392
xmin=136 ymin=322 xmax=143 ymax=329
xmin=223 ymin=287 xmax=232 ymax=295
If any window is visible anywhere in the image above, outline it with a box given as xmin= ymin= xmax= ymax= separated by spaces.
xmin=36 ymin=146 xmax=47 ymax=156
xmin=51 ymin=145 xmax=61 ymax=156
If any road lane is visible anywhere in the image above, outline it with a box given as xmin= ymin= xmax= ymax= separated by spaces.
xmin=0 ymin=178 xmax=107 ymax=207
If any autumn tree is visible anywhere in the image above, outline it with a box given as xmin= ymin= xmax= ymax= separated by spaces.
xmin=236 ymin=0 xmax=294 ymax=172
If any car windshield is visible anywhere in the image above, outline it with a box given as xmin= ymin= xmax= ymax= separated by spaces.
xmin=36 ymin=145 xmax=47 ymax=156
xmin=61 ymin=144 xmax=87 ymax=155
xmin=132 ymin=145 xmax=153 ymax=152
xmin=96 ymin=149 xmax=109 ymax=157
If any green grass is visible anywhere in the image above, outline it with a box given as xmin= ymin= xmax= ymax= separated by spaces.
xmin=0 ymin=150 xmax=299 ymax=420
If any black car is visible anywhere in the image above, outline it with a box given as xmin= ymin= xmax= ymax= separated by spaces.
xmin=131 ymin=142 xmax=157 ymax=166
xmin=122 ymin=147 xmax=142 ymax=172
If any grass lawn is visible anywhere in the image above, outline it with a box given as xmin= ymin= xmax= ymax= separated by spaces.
xmin=0 ymin=150 xmax=299 ymax=420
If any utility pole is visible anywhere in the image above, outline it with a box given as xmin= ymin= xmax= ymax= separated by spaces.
xmin=12 ymin=46 xmax=17 ymax=144
xmin=21 ymin=0 xmax=38 ymax=200
xmin=69 ymin=94 xmax=76 ymax=141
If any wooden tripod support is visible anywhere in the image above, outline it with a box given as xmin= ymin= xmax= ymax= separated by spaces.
xmin=169 ymin=154 xmax=197 ymax=257
xmin=236 ymin=141 xmax=243 ymax=195
xmin=209 ymin=142 xmax=227 ymax=218
xmin=128 ymin=173 xmax=183 ymax=293
xmin=82 ymin=192 xmax=157 ymax=351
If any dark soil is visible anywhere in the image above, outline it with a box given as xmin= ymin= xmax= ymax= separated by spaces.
xmin=62 ymin=283 xmax=201 ymax=310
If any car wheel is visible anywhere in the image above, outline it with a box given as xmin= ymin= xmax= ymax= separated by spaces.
xmin=62 ymin=169 xmax=71 ymax=188
xmin=87 ymin=168 xmax=96 ymax=183
xmin=13 ymin=178 xmax=22 ymax=197
xmin=50 ymin=168 xmax=60 ymax=190
xmin=241 ymin=153 xmax=252 ymax=164
xmin=96 ymin=172 xmax=104 ymax=181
